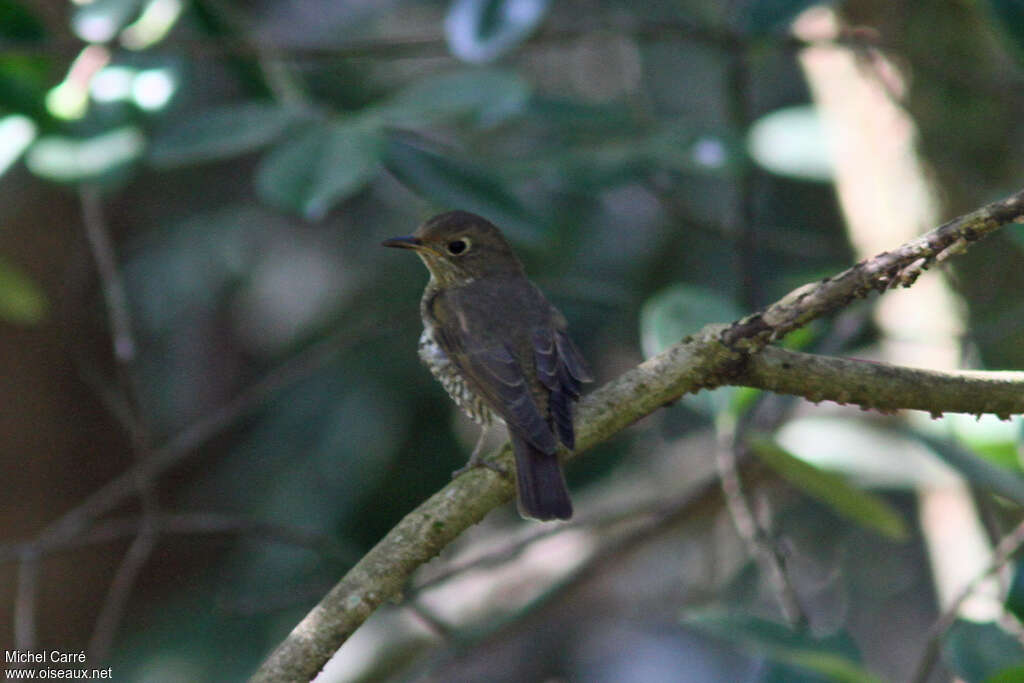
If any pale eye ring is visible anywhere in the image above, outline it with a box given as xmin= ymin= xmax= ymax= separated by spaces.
xmin=446 ymin=237 xmax=470 ymax=255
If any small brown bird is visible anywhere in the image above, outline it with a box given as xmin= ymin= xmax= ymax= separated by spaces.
xmin=383 ymin=211 xmax=591 ymax=520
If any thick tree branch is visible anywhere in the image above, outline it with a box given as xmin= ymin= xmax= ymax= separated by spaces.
xmin=251 ymin=187 xmax=1024 ymax=682
xmin=739 ymin=347 xmax=1024 ymax=418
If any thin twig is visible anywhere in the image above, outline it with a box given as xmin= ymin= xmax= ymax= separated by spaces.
xmin=0 ymin=513 xmax=359 ymax=564
xmin=722 ymin=187 xmax=1024 ymax=351
xmin=36 ymin=312 xmax=388 ymax=545
xmin=714 ymin=418 xmax=807 ymax=628
xmin=79 ymin=185 xmax=161 ymax=662
xmin=412 ymin=498 xmax=662 ymax=594
xmin=79 ymin=187 xmax=136 ymax=368
xmin=13 ymin=551 xmax=40 ymax=650
xmin=87 ymin=521 xmax=159 ymax=661
xmin=409 ymin=471 xmax=767 ymax=680
xmin=910 ymin=518 xmax=1024 ymax=683
xmin=404 ymin=601 xmax=456 ymax=639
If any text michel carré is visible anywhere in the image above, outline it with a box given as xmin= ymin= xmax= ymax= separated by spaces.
xmin=6 ymin=651 xmax=87 ymax=664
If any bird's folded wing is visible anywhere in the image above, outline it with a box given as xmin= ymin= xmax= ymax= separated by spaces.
xmin=434 ymin=323 xmax=557 ymax=455
xmin=533 ymin=327 xmax=593 ymax=449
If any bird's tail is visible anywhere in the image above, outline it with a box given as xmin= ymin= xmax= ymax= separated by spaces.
xmin=512 ymin=435 xmax=573 ymax=521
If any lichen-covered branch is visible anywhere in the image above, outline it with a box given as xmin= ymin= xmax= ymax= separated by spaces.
xmin=250 ymin=188 xmax=1024 ymax=682
xmin=739 ymin=346 xmax=1024 ymax=418
xmin=723 ymin=187 xmax=1024 ymax=350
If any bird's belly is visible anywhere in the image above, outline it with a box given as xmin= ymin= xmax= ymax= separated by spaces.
xmin=418 ymin=329 xmax=497 ymax=426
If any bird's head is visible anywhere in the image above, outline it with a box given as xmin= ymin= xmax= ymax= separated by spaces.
xmin=382 ymin=211 xmax=525 ymax=286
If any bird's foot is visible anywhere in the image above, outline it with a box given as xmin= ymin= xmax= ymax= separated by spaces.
xmin=452 ymin=429 xmax=509 ymax=479
xmin=451 ymin=453 xmax=509 ymax=479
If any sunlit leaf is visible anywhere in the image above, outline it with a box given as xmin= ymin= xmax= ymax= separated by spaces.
xmin=445 ymin=0 xmax=550 ymax=63
xmin=748 ymin=106 xmax=833 ymax=182
xmin=944 ymin=414 xmax=1023 ymax=472
xmin=26 ymin=127 xmax=145 ymax=182
xmin=683 ymin=611 xmax=880 ymax=683
xmin=383 ymin=136 xmax=542 ymax=240
xmin=149 ymin=102 xmax=313 ymax=167
xmin=776 ymin=417 xmax=964 ymax=488
xmin=0 ymin=257 xmax=47 ymax=324
xmin=256 ymin=119 xmax=383 ymax=220
xmin=0 ymin=114 xmax=36 ymax=177
xmin=913 ymin=430 xmax=1024 ymax=505
xmin=120 ymin=0 xmax=185 ymax=50
xmin=379 ymin=68 xmax=530 ymax=128
xmin=738 ymin=0 xmax=830 ymax=35
xmin=72 ymin=0 xmax=144 ymax=43
xmin=748 ymin=435 xmax=909 ymax=539
xmin=941 ymin=619 xmax=1024 ymax=683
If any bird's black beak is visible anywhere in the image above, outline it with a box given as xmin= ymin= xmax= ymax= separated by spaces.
xmin=381 ymin=235 xmax=423 ymax=249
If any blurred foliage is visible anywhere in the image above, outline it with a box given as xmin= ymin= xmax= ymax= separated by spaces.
xmin=941 ymin=620 xmax=1024 ymax=683
xmin=682 ymin=611 xmax=880 ymax=683
xmin=1 ymin=0 xmax=1024 ymax=681
xmin=0 ymin=255 xmax=47 ymax=323
xmin=747 ymin=435 xmax=909 ymax=540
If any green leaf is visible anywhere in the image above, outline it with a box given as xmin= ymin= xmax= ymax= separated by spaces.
xmin=683 ymin=611 xmax=880 ymax=683
xmin=379 ymin=68 xmax=530 ymax=127
xmin=739 ymin=0 xmax=832 ymax=35
xmin=0 ymin=55 xmax=53 ymax=120
xmin=1009 ymin=223 xmax=1024 ymax=252
xmin=256 ymin=119 xmax=383 ymax=220
xmin=640 ymin=284 xmax=743 ymax=417
xmin=989 ymin=665 xmax=1024 ymax=683
xmin=383 ymin=136 xmax=542 ymax=240
xmin=748 ymin=435 xmax=909 ymax=539
xmin=149 ymin=102 xmax=312 ymax=168
xmin=0 ymin=257 xmax=47 ymax=324
xmin=0 ymin=0 xmax=45 ymax=41
xmin=946 ymin=414 xmax=1023 ymax=473
xmin=912 ymin=431 xmax=1024 ymax=505
xmin=1005 ymin=562 xmax=1024 ymax=625
xmin=445 ymin=0 xmax=550 ymax=63
xmin=941 ymin=619 xmax=1024 ymax=683
xmin=640 ymin=284 xmax=742 ymax=358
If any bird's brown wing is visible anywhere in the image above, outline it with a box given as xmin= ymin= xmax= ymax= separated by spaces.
xmin=430 ymin=311 xmax=558 ymax=455
xmin=532 ymin=323 xmax=592 ymax=449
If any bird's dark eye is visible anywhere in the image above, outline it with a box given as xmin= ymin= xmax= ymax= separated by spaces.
xmin=446 ymin=238 xmax=469 ymax=255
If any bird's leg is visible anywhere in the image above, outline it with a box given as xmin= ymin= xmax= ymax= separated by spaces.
xmin=451 ymin=427 xmax=509 ymax=478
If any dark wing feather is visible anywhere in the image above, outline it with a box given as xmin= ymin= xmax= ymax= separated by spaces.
xmin=555 ymin=329 xmax=593 ymax=385
xmin=532 ymin=326 xmax=593 ymax=449
xmin=434 ymin=321 xmax=557 ymax=455
xmin=532 ymin=328 xmax=559 ymax=392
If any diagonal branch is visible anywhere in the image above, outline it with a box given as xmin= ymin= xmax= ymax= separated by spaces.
xmin=250 ymin=188 xmax=1024 ymax=682
xmin=723 ymin=187 xmax=1024 ymax=350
